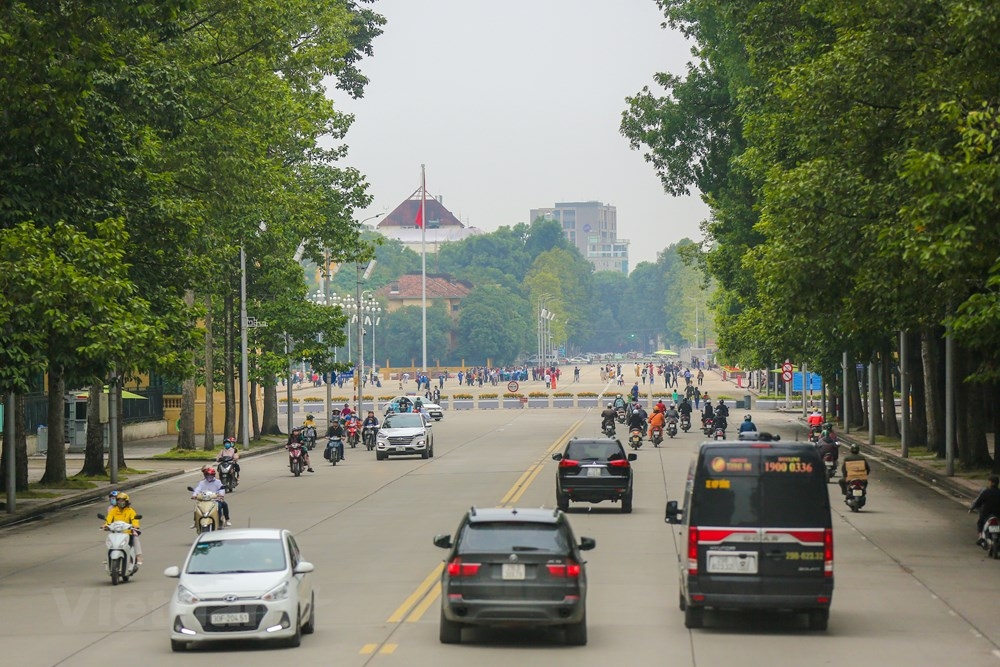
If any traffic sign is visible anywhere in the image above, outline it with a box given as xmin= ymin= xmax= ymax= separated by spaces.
xmin=781 ymin=370 xmax=793 ymax=382
xmin=781 ymin=361 xmax=793 ymax=373
xmin=507 ymin=381 xmax=519 ymax=393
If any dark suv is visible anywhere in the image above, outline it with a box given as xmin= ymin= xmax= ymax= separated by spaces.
xmin=433 ymin=507 xmax=596 ymax=645
xmin=552 ymin=437 xmax=637 ymax=513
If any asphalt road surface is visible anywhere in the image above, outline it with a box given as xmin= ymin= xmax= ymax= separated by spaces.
xmin=2 ymin=406 xmax=999 ymax=667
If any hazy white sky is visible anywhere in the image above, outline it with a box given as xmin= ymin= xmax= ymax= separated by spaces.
xmin=330 ymin=0 xmax=710 ymax=268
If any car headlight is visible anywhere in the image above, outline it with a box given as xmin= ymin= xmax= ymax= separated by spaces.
xmin=261 ymin=581 xmax=290 ymax=602
xmin=176 ymin=585 xmax=200 ymax=605
xmin=415 ymin=438 xmax=426 ymax=447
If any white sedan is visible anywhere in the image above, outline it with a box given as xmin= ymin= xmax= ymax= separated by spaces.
xmin=164 ymin=528 xmax=315 ymax=651
xmin=384 ymin=395 xmax=444 ymax=421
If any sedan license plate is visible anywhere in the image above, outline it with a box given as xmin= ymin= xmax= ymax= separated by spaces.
xmin=210 ymin=612 xmax=250 ymax=625
xmin=501 ymin=563 xmax=525 ymax=580
xmin=586 ymin=467 xmax=602 ymax=478
xmin=706 ymin=551 xmax=758 ymax=574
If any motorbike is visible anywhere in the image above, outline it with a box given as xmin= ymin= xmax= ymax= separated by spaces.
xmin=615 ymin=407 xmax=627 ymax=424
xmin=713 ymin=417 xmax=728 ymax=440
xmin=844 ymin=479 xmax=867 ymax=512
xmin=651 ymin=426 xmax=664 ymax=447
xmin=302 ymin=426 xmax=317 ymax=451
xmin=187 ymin=487 xmax=222 ymax=533
xmin=323 ymin=436 xmax=342 ymax=465
xmin=217 ymin=458 xmax=238 ymax=492
xmin=363 ymin=424 xmax=378 ymax=451
xmin=346 ymin=421 xmax=360 ymax=449
xmin=666 ymin=419 xmax=678 ymax=439
xmin=288 ymin=442 xmax=306 ymax=477
xmin=980 ymin=515 xmax=1000 ymax=559
xmin=97 ymin=514 xmax=140 ymax=585
xmin=702 ymin=417 xmax=714 ymax=437
xmin=680 ymin=414 xmax=691 ymax=432
xmin=602 ymin=421 xmax=617 ymax=438
xmin=628 ymin=427 xmax=643 ymax=450
xmin=808 ymin=425 xmax=822 ymax=444
xmin=823 ymin=453 xmax=837 ymax=481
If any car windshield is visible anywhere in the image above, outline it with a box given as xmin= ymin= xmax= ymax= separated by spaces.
xmin=384 ymin=414 xmax=424 ymax=428
xmin=565 ymin=441 xmax=623 ymax=462
xmin=185 ymin=538 xmax=287 ymax=574
xmin=457 ymin=522 xmax=570 ymax=554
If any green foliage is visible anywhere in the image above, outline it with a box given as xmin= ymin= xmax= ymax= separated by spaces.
xmin=455 ymin=285 xmax=531 ymax=365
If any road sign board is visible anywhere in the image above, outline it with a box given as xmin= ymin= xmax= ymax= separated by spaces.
xmin=507 ymin=381 xmax=519 ymax=393
xmin=781 ymin=362 xmax=793 ymax=373
xmin=781 ymin=370 xmax=793 ymax=382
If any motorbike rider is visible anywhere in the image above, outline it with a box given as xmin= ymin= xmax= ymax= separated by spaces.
xmin=701 ymin=399 xmax=715 ymax=428
xmin=807 ymin=408 xmax=824 ymax=433
xmin=838 ymin=444 xmax=870 ymax=496
xmin=286 ymin=427 xmax=315 ymax=472
xmin=647 ymin=404 xmax=666 ymax=440
xmin=738 ymin=414 xmax=758 ymax=433
xmin=664 ymin=402 xmax=680 ymax=425
xmin=714 ymin=399 xmax=730 ymax=431
xmin=103 ymin=492 xmax=142 ymax=565
xmin=655 ymin=398 xmax=667 ymax=415
xmin=600 ymin=403 xmax=617 ymax=434
xmin=325 ymin=419 xmax=346 ymax=461
xmin=628 ymin=402 xmax=648 ymax=438
xmin=216 ymin=437 xmax=241 ymax=479
xmin=303 ymin=413 xmax=317 ymax=429
xmin=678 ymin=397 xmax=693 ymax=424
xmin=970 ymin=475 xmax=1000 ymax=546
xmin=817 ymin=429 xmax=840 ymax=465
xmin=612 ymin=393 xmax=627 ymax=411
xmin=191 ymin=466 xmax=231 ymax=526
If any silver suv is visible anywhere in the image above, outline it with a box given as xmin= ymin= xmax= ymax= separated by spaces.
xmin=374 ymin=412 xmax=434 ymax=460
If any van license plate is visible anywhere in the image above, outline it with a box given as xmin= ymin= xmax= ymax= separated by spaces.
xmin=210 ymin=612 xmax=249 ymax=624
xmin=586 ymin=467 xmax=602 ymax=478
xmin=502 ymin=563 xmax=525 ymax=580
xmin=707 ymin=551 xmax=758 ymax=574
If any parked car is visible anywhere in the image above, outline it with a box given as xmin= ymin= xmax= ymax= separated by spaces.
xmin=375 ymin=411 xmax=434 ymax=460
xmin=552 ymin=437 xmax=636 ymax=513
xmin=433 ymin=507 xmax=596 ymax=645
xmin=164 ymin=528 xmax=315 ymax=651
xmin=384 ymin=395 xmax=444 ymax=421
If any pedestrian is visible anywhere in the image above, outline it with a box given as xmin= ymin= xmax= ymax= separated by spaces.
xmin=694 ymin=388 xmax=701 ymax=410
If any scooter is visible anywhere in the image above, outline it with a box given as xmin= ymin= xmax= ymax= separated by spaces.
xmin=603 ymin=421 xmax=617 ymax=438
xmin=187 ymin=486 xmax=223 ymax=533
xmin=97 ymin=514 xmax=141 ymax=585
xmin=615 ymin=407 xmax=627 ymax=424
xmin=651 ymin=426 xmax=664 ymax=447
xmin=346 ymin=421 xmax=360 ymax=449
xmin=324 ymin=436 xmax=343 ymax=465
xmin=808 ymin=425 xmax=822 ymax=444
xmin=980 ymin=515 xmax=1000 ymax=558
xmin=680 ymin=414 xmax=691 ymax=432
xmin=844 ymin=479 xmax=867 ymax=512
xmin=702 ymin=417 xmax=714 ymax=437
xmin=628 ymin=427 xmax=643 ymax=450
xmin=288 ymin=442 xmax=306 ymax=476
xmin=217 ymin=458 xmax=238 ymax=492
xmin=302 ymin=426 xmax=317 ymax=451
xmin=713 ymin=417 xmax=728 ymax=440
xmin=362 ymin=424 xmax=378 ymax=451
xmin=666 ymin=419 xmax=678 ymax=439
xmin=823 ymin=453 xmax=837 ymax=482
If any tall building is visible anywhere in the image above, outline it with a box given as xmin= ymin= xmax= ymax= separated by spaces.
xmin=529 ymin=201 xmax=630 ymax=274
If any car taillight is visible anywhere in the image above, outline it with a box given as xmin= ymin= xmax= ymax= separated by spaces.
xmin=824 ymin=528 xmax=833 ymax=577
xmin=547 ymin=559 xmax=581 ymax=578
xmin=607 ymin=459 xmax=630 ymax=469
xmin=447 ymin=557 xmax=481 ymax=577
xmin=688 ymin=526 xmax=699 ymax=576
xmin=559 ymin=459 xmax=579 ymax=468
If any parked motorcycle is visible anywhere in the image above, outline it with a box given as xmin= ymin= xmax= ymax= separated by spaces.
xmin=97 ymin=514 xmax=141 ymax=585
xmin=217 ymin=458 xmax=238 ymax=493
xmin=666 ymin=419 xmax=678 ymax=439
xmin=680 ymin=414 xmax=691 ymax=432
xmin=288 ymin=442 xmax=306 ymax=476
xmin=844 ymin=479 xmax=867 ymax=512
xmin=603 ymin=421 xmax=617 ymax=438
xmin=628 ymin=427 xmax=643 ymax=450
xmin=980 ymin=515 xmax=1000 ymax=558
xmin=323 ymin=436 xmax=342 ymax=465
xmin=302 ymin=425 xmax=317 ymax=451
xmin=363 ymin=424 xmax=378 ymax=451
xmin=187 ymin=487 xmax=222 ymax=534
xmin=346 ymin=421 xmax=360 ymax=449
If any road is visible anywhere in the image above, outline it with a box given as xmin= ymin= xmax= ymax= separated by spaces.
xmin=2 ymin=405 xmax=1000 ymax=666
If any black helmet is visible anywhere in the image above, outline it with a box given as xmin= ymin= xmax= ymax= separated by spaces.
xmin=850 ymin=444 xmax=860 ymax=454
xmin=744 ymin=414 xmax=752 ymax=421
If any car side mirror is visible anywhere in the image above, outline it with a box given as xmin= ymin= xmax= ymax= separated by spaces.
xmin=665 ymin=500 xmax=683 ymax=524
xmin=163 ymin=566 xmax=181 ymax=578
xmin=293 ymin=561 xmax=315 ymax=574
xmin=627 ymin=453 xmax=637 ymax=461
xmin=433 ymin=534 xmax=453 ymax=549
xmin=552 ymin=453 xmax=563 ymax=461
xmin=578 ymin=537 xmax=596 ymax=551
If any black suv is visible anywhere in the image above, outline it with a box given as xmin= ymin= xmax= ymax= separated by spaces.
xmin=552 ymin=437 xmax=637 ymax=513
xmin=433 ymin=507 xmax=596 ymax=645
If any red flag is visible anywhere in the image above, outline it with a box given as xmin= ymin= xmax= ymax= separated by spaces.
xmin=414 ymin=200 xmax=423 ymax=228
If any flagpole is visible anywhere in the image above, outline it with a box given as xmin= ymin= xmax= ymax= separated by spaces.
xmin=421 ymin=164 xmax=427 ymax=373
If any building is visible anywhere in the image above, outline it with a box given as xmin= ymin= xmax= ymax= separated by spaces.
xmin=376 ymin=188 xmax=484 ymax=254
xmin=529 ymin=201 xmax=630 ymax=274
xmin=374 ymin=273 xmax=472 ymax=350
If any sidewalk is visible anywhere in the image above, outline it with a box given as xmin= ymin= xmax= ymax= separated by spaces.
xmin=1 ymin=434 xmax=286 ymax=529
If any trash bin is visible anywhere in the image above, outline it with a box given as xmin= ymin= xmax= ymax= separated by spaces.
xmin=36 ymin=425 xmax=48 ymax=455
xmin=744 ymin=394 xmax=752 ymax=410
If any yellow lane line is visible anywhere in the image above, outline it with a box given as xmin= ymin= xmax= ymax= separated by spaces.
xmin=406 ymin=581 xmax=441 ymax=622
xmin=386 ymin=562 xmax=443 ymax=623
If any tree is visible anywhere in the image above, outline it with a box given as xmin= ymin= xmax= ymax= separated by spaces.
xmin=379 ymin=303 xmax=454 ymax=368
xmin=455 ymin=286 xmax=531 ymax=365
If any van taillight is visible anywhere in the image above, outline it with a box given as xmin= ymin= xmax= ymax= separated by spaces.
xmin=823 ymin=528 xmax=833 ymax=577
xmin=447 ymin=557 xmax=481 ymax=577
xmin=688 ymin=526 xmax=699 ymax=575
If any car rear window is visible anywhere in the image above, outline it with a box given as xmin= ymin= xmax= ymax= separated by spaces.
xmin=383 ymin=414 xmax=423 ymax=428
xmin=692 ymin=449 xmax=829 ymax=527
xmin=457 ymin=522 xmax=570 ymax=554
xmin=565 ymin=441 xmax=623 ymax=462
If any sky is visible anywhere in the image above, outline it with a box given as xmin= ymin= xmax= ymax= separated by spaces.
xmin=329 ymin=0 xmax=710 ymax=268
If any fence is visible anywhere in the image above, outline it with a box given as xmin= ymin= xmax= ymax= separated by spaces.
xmin=18 ymin=388 xmax=165 ymax=430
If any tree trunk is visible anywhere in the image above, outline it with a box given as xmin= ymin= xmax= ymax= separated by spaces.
xmin=261 ymin=376 xmax=282 ymax=435
xmin=880 ymin=344 xmax=899 ymax=438
xmin=80 ymin=382 xmax=105 ymax=476
xmin=223 ymin=293 xmax=236 ymax=440
xmin=251 ymin=381 xmax=260 ymax=438
xmin=958 ymin=346 xmax=991 ymax=468
xmin=869 ymin=356 xmax=883 ymax=435
xmin=907 ymin=331 xmax=927 ymax=447
xmin=847 ymin=362 xmax=865 ymax=429
xmin=115 ymin=386 xmax=126 ymax=470
xmin=39 ymin=367 xmax=67 ymax=484
xmin=1 ymin=394 xmax=30 ymax=492
xmin=203 ymin=293 xmax=215 ymax=450
xmin=922 ymin=328 xmax=944 ymax=457
xmin=177 ymin=289 xmax=197 ymax=450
